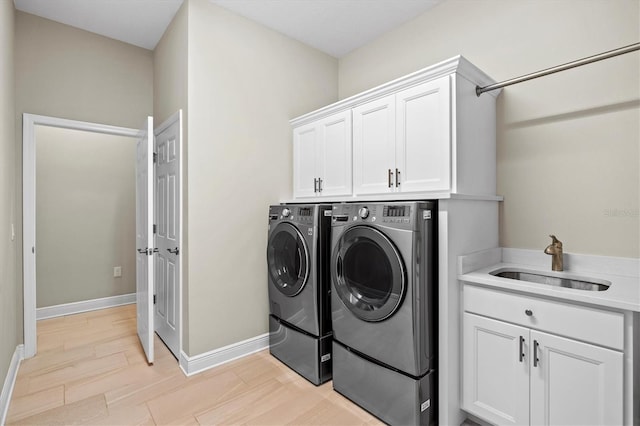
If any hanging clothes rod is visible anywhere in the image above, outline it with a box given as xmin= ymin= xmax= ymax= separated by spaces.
xmin=476 ymin=42 xmax=640 ymax=96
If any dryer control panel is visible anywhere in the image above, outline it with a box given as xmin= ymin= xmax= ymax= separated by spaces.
xmin=332 ymin=202 xmax=434 ymax=231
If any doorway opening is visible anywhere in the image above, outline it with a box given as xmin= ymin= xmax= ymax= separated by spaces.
xmin=22 ymin=113 xmax=182 ymax=363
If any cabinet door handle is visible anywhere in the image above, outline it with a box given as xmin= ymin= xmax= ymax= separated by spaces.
xmin=395 ymin=168 xmax=400 ymax=187
xmin=519 ymin=336 xmax=525 ymax=362
xmin=318 ymin=178 xmax=323 ymax=192
xmin=388 ymin=169 xmax=393 ymax=188
xmin=313 ymin=178 xmax=318 ymax=193
xmin=533 ymin=340 xmax=540 ymax=367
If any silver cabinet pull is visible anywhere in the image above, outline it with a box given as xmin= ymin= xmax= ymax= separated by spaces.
xmin=533 ymin=340 xmax=540 ymax=367
xmin=313 ymin=178 xmax=318 ymax=193
xmin=388 ymin=169 xmax=393 ymax=188
xmin=519 ymin=336 xmax=525 ymax=362
xmin=318 ymin=178 xmax=323 ymax=192
xmin=395 ymin=168 xmax=400 ymax=187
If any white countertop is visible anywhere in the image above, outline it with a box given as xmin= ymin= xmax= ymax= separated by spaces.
xmin=280 ymin=192 xmax=503 ymax=204
xmin=458 ymin=248 xmax=640 ymax=312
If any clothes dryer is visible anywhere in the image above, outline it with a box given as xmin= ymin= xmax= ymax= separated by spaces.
xmin=330 ymin=201 xmax=437 ymax=425
xmin=267 ymin=204 xmax=332 ymax=385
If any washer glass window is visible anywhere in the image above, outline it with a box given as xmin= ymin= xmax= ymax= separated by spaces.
xmin=268 ymin=223 xmax=309 ymax=297
xmin=333 ymin=226 xmax=405 ymax=321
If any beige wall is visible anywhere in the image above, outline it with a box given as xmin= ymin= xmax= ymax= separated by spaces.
xmin=153 ymin=1 xmax=188 ymax=126
xmin=0 ymin=0 xmax=18 ymax=388
xmin=14 ymin=11 xmax=154 ymax=335
xmin=339 ymin=0 xmax=639 ymax=258
xmin=15 ymin=11 xmax=153 ymax=128
xmin=184 ymin=0 xmax=338 ymax=355
xmin=35 ymin=126 xmax=136 ymax=307
xmin=153 ymin=0 xmax=190 ymax=350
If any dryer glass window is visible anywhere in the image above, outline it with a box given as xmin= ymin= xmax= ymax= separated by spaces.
xmin=333 ymin=226 xmax=405 ymax=322
xmin=342 ymin=239 xmax=392 ymax=302
xmin=268 ymin=223 xmax=309 ymax=297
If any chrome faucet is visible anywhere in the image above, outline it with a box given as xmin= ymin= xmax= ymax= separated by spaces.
xmin=544 ymin=235 xmax=563 ymax=271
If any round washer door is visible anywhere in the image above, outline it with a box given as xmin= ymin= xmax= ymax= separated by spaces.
xmin=332 ymin=225 xmax=405 ymax=322
xmin=267 ymin=222 xmax=310 ymax=297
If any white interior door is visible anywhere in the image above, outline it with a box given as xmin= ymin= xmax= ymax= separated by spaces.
xmin=135 ymin=116 xmax=154 ymax=364
xmin=154 ymin=111 xmax=182 ymax=358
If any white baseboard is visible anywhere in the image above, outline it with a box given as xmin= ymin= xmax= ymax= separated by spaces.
xmin=0 ymin=344 xmax=24 ymax=425
xmin=179 ymin=333 xmax=269 ymax=377
xmin=36 ymin=293 xmax=136 ymax=320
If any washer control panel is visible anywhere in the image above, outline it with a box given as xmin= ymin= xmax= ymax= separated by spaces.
xmin=268 ymin=205 xmax=315 ymax=224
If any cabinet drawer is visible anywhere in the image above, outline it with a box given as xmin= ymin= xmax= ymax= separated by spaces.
xmin=463 ymin=284 xmax=624 ymax=350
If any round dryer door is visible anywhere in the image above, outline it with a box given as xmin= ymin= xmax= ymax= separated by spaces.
xmin=332 ymin=225 xmax=405 ymax=322
xmin=267 ymin=223 xmax=310 ymax=297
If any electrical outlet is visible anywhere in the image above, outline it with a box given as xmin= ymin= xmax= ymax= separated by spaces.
xmin=113 ymin=266 xmax=122 ymax=278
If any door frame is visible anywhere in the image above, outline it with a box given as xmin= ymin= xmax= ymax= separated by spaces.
xmin=22 ymin=113 xmax=139 ymax=358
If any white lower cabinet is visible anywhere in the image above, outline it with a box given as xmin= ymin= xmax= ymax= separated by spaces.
xmin=529 ymin=330 xmax=623 ymax=426
xmin=463 ymin=313 xmax=530 ymax=425
xmin=462 ymin=285 xmax=624 ymax=426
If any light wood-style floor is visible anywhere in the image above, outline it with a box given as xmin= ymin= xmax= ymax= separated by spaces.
xmin=6 ymin=305 xmax=383 ymax=425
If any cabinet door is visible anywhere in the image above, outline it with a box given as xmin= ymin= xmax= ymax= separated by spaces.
xmin=317 ymin=111 xmax=352 ymax=197
xmin=396 ymin=76 xmax=451 ymax=193
xmin=463 ymin=313 xmax=530 ymax=426
xmin=293 ymin=123 xmax=319 ymax=198
xmin=530 ymin=330 xmax=623 ymax=426
xmin=352 ymin=94 xmax=396 ymax=195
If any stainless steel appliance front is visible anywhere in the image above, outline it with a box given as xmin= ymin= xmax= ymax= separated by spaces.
xmin=267 ymin=204 xmax=332 ymax=385
xmin=330 ymin=201 xmax=437 ymax=424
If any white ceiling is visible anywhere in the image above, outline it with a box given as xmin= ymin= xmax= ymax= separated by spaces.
xmin=13 ymin=0 xmax=442 ymax=57
xmin=13 ymin=0 xmax=185 ymax=50
xmin=209 ymin=0 xmax=443 ymax=57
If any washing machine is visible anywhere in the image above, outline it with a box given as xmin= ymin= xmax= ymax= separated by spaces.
xmin=330 ymin=201 xmax=438 ymax=425
xmin=267 ymin=203 xmax=332 ymax=385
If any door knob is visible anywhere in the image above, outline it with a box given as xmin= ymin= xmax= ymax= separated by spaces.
xmin=167 ymin=247 xmax=180 ymax=255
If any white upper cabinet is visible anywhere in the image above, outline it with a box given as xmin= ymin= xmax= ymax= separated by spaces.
xmin=290 ymin=56 xmax=499 ymax=200
xmin=293 ymin=123 xmax=319 ymax=198
xmin=353 ymin=78 xmax=451 ymax=195
xmin=352 ymin=94 xmax=396 ymax=195
xmin=396 ymin=77 xmax=451 ymax=193
xmin=293 ymin=110 xmax=352 ymax=198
